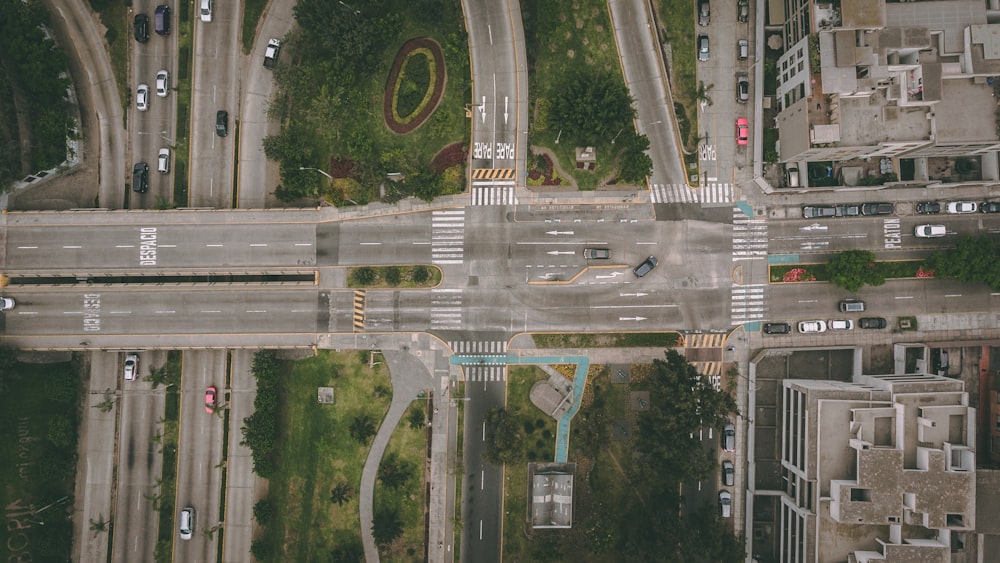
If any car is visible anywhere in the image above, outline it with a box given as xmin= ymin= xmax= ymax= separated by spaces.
xmin=835 ymin=204 xmax=861 ymax=217
xmin=583 ymin=248 xmax=610 ymax=259
xmin=916 ymin=201 xmax=941 ymax=214
xmin=982 ymin=201 xmax=1000 ymax=213
xmin=199 ymin=0 xmax=212 ymax=23
xmin=205 ymin=386 xmax=217 ymax=413
xmin=157 ymin=148 xmax=170 ymax=174
xmin=736 ymin=118 xmax=749 ymax=146
xmin=719 ymin=491 xmax=732 ymax=518
xmin=134 ymin=13 xmax=150 ymax=42
xmin=860 ymin=202 xmax=894 ymax=216
xmin=697 ymin=34 xmax=709 ymax=61
xmin=947 ymin=201 xmax=977 ymax=214
xmin=839 ymin=299 xmax=865 ymax=313
xmin=698 ymin=0 xmax=710 ymax=26
xmin=859 ymin=317 xmax=887 ymax=329
xmin=123 ymin=353 xmax=139 ymax=381
xmin=721 ymin=460 xmax=735 ymax=486
xmin=736 ymin=73 xmax=749 ymax=103
xmin=763 ymin=322 xmax=790 ymax=335
xmin=633 ymin=256 xmax=658 ymax=278
xmin=263 ymin=38 xmax=281 ymax=69
xmin=721 ymin=423 xmax=735 ymax=451
xmin=154 ymin=4 xmax=171 ymax=35
xmin=216 ymin=110 xmax=228 ymax=137
xmin=828 ymin=319 xmax=854 ymax=331
xmin=155 ymin=70 xmax=169 ymax=97
xmin=737 ymin=38 xmax=748 ymax=60
xmin=798 ymin=320 xmax=827 ymax=333
xmin=802 ymin=205 xmax=836 ymax=218
xmin=0 ymin=297 xmax=14 ymax=311
xmin=738 ymin=0 xmax=749 ymax=22
xmin=914 ymin=224 xmax=946 ymax=238
xmin=179 ymin=507 xmax=194 ymax=540
xmin=132 ymin=162 xmax=149 ymax=193
xmin=136 ymin=84 xmax=149 ymax=111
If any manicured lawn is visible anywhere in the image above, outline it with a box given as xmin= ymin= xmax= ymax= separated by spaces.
xmin=532 ymin=332 xmax=681 ymax=348
xmin=656 ymin=0 xmax=698 ymax=154
xmin=374 ymin=400 xmax=428 ymax=561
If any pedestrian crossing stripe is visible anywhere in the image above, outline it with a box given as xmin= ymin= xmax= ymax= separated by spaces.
xmin=353 ymin=290 xmax=365 ymax=332
xmin=690 ymin=362 xmax=723 ymax=377
xmin=472 ymin=168 xmax=516 ymax=180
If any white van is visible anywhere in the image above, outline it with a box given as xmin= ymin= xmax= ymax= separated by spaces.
xmin=737 ymin=39 xmax=748 ymax=60
xmin=179 ymin=507 xmax=194 ymax=540
xmin=786 ymin=165 xmax=800 ymax=187
xmin=200 ymin=0 xmax=212 ymax=22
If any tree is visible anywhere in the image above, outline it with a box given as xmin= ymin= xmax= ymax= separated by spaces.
xmin=384 ymin=267 xmax=402 ymax=286
xmin=827 ymin=249 xmax=882 ymax=292
xmin=328 ymin=538 xmax=364 ymax=562
xmin=352 ymin=267 xmax=376 ymax=285
xmin=329 ymin=482 xmax=354 ymax=506
xmin=372 ymin=507 xmax=404 ymax=547
xmin=349 ymin=415 xmax=376 ymax=444
xmin=483 ymin=408 xmax=523 ymax=464
xmin=618 ymin=134 xmax=653 ymax=183
xmin=93 ymin=388 xmax=117 ymax=413
xmin=696 ymin=80 xmax=714 ymax=107
xmin=925 ymin=235 xmax=1000 ymax=289
xmin=89 ymin=515 xmax=110 ymax=535
xmin=250 ymin=538 xmax=274 ymax=561
xmin=253 ymin=498 xmax=275 ymax=525
xmin=411 ymin=265 xmax=430 ymax=284
xmin=549 ymin=71 xmax=636 ymax=145
xmin=378 ymin=453 xmax=413 ymax=489
xmin=407 ymin=405 xmax=426 ymax=429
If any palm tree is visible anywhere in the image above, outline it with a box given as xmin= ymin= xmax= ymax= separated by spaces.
xmin=696 ymin=80 xmax=714 ymax=107
xmin=330 ymin=482 xmax=354 ymax=506
xmin=89 ymin=515 xmax=110 ymax=535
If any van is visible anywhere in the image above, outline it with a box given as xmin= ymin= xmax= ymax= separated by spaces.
xmin=785 ymin=165 xmax=800 ymax=187
xmin=200 ymin=0 xmax=212 ymax=23
xmin=839 ymin=299 xmax=865 ymax=313
xmin=154 ymin=5 xmax=170 ymax=35
xmin=179 ymin=507 xmax=194 ymax=540
xmin=738 ymin=39 xmax=748 ymax=60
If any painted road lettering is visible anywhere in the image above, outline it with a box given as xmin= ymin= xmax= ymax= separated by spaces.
xmin=83 ymin=293 xmax=101 ymax=332
xmin=473 ymin=141 xmax=493 ymax=160
xmin=139 ymin=227 xmax=157 ymax=266
xmin=495 ymin=142 xmax=515 ymax=160
xmin=884 ymin=218 xmax=901 ymax=248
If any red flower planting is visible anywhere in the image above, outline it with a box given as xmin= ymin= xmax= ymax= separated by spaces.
xmin=781 ymin=268 xmax=815 ymax=282
xmin=915 ymin=266 xmax=935 ymax=278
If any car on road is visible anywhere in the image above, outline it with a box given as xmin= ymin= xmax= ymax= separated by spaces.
xmin=179 ymin=507 xmax=194 ymax=540
xmin=839 ymin=299 xmax=865 ymax=313
xmin=861 ymin=202 xmax=894 ymax=216
xmin=134 ymin=13 xmax=149 ymax=42
xmin=916 ymin=201 xmax=941 ymax=214
xmin=205 ymin=386 xmax=217 ymax=413
xmin=722 ymin=460 xmax=735 ymax=486
xmin=136 ymin=84 xmax=149 ymax=111
xmin=982 ymin=201 xmax=1000 ymax=213
xmin=947 ymin=201 xmax=977 ymax=214
xmin=721 ymin=423 xmax=735 ymax=451
xmin=216 ymin=110 xmax=228 ymax=137
xmin=0 ymin=297 xmax=14 ymax=311
xmin=154 ymin=4 xmax=170 ymax=35
xmin=829 ymin=319 xmax=854 ymax=331
xmin=123 ymin=353 xmax=139 ymax=381
xmin=263 ymin=38 xmax=281 ymax=69
xmin=698 ymin=0 xmax=710 ymax=26
xmin=914 ymin=224 xmax=946 ymax=238
xmin=798 ymin=320 xmax=827 ymax=333
xmin=763 ymin=322 xmax=790 ymax=334
xmin=859 ymin=317 xmax=887 ymax=329
xmin=697 ymin=34 xmax=710 ymax=61
xmin=736 ymin=118 xmax=749 ymax=145
xmin=736 ymin=73 xmax=749 ymax=103
xmin=155 ymin=70 xmax=169 ymax=97
xmin=633 ymin=256 xmax=658 ymax=278
xmin=738 ymin=0 xmax=749 ymax=22
xmin=719 ymin=491 xmax=732 ymax=518
xmin=199 ymin=0 xmax=212 ymax=22
xmin=802 ymin=205 xmax=836 ymax=218
xmin=157 ymin=148 xmax=170 ymax=174
xmin=836 ymin=203 xmax=861 ymax=217
xmin=132 ymin=162 xmax=149 ymax=193
xmin=583 ymin=248 xmax=610 ymax=259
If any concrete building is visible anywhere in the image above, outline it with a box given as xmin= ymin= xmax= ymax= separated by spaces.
xmin=527 ymin=462 xmax=575 ymax=529
xmin=775 ymin=373 xmax=975 ymax=562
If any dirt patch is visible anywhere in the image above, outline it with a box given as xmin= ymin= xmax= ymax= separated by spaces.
xmin=383 ymin=38 xmax=446 ymax=135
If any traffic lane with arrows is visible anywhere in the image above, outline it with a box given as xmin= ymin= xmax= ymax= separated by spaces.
xmin=767 ymin=215 xmax=988 ymax=256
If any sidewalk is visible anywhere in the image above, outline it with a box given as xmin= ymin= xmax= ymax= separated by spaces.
xmin=222 ymin=350 xmax=260 ymax=562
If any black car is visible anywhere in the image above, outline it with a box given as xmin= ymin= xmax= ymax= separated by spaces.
xmin=216 ymin=110 xmax=228 ymax=137
xmin=737 ymin=0 xmax=749 ymax=22
xmin=916 ymin=201 xmax=941 ymax=214
xmin=633 ymin=256 xmax=658 ymax=278
xmin=982 ymin=201 xmax=1000 ymax=213
xmin=763 ymin=322 xmax=790 ymax=334
xmin=836 ymin=204 xmax=861 ymax=217
xmin=861 ymin=202 xmax=894 ymax=215
xmin=134 ymin=13 xmax=150 ymax=43
xmin=802 ymin=205 xmax=836 ymax=218
xmin=132 ymin=162 xmax=149 ymax=193
xmin=859 ymin=317 xmax=887 ymax=329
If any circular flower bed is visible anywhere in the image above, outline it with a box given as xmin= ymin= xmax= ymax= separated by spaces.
xmin=383 ymin=38 xmax=446 ymax=134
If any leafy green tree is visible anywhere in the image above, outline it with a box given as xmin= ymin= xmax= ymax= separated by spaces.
xmin=384 ymin=267 xmax=402 ymax=286
xmin=407 ymin=405 xmax=425 ymax=429
xmin=619 ymin=134 xmax=653 ymax=183
xmin=827 ymin=249 xmax=882 ymax=292
xmin=483 ymin=408 xmax=523 ymax=464
xmin=253 ymin=498 xmax=275 ymax=525
xmin=349 ymin=415 xmax=376 ymax=444
xmin=352 ymin=267 xmax=376 ymax=285
xmin=44 ymin=366 xmax=77 ymax=404
xmin=378 ymin=452 xmax=413 ymax=489
xmin=372 ymin=507 xmax=404 ymax=547
xmin=925 ymin=236 xmax=1000 ymax=289
xmin=250 ymin=538 xmax=274 ymax=561
xmin=549 ymin=71 xmax=636 ymax=145
xmin=411 ymin=266 xmax=430 ymax=284
xmin=328 ymin=538 xmax=364 ymax=562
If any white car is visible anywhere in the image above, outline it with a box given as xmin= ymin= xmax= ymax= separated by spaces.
xmin=263 ymin=38 xmax=281 ymax=69
xmin=719 ymin=491 xmax=732 ymax=518
xmin=155 ymin=70 xmax=169 ymax=97
xmin=199 ymin=0 xmax=212 ymax=22
xmin=157 ymin=148 xmax=170 ymax=173
xmin=179 ymin=507 xmax=194 ymax=540
xmin=798 ymin=320 xmax=827 ymax=333
xmin=914 ymin=224 xmax=946 ymax=238
xmin=123 ymin=353 xmax=139 ymax=381
xmin=0 ymin=297 xmax=14 ymax=311
xmin=136 ymin=84 xmax=150 ymax=111
xmin=828 ymin=319 xmax=854 ymax=331
xmin=946 ymin=201 xmax=977 ymax=214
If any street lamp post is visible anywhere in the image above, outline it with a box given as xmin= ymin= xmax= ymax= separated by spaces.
xmin=611 ymin=128 xmax=624 ymax=144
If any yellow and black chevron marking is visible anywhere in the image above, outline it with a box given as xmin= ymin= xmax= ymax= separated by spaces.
xmin=684 ymin=333 xmax=726 ymax=348
xmin=691 ymin=362 xmax=723 ymax=378
xmin=472 ymin=168 xmax=516 ymax=180
xmin=353 ymin=290 xmax=366 ymax=332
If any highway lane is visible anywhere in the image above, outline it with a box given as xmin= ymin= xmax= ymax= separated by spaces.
xmin=221 ymin=350 xmax=257 ymax=562
xmin=112 ymin=351 xmax=165 ymax=563
xmin=174 ymin=350 xmax=227 ymax=562
xmin=460 ymin=374 xmax=506 ymax=563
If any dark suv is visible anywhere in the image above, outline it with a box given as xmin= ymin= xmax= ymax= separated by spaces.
xmin=763 ymin=322 xmax=790 ymax=335
xmin=982 ymin=201 xmax=1000 ymax=213
xmin=859 ymin=317 xmax=887 ymax=329
xmin=134 ymin=13 xmax=149 ymax=42
xmin=861 ymin=202 xmax=894 ymax=215
xmin=216 ymin=110 xmax=228 ymax=137
xmin=802 ymin=205 xmax=836 ymax=218
xmin=916 ymin=201 xmax=941 ymax=214
xmin=132 ymin=162 xmax=149 ymax=193
xmin=633 ymin=256 xmax=658 ymax=278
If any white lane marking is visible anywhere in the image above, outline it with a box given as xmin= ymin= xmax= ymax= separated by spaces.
xmin=360 ymin=242 xmax=381 ymax=246
xmin=201 ymin=310 xmax=222 ymax=313
xmin=249 ymin=244 xmax=267 ymax=247
xmin=592 ymin=304 xmax=677 ymax=309
xmin=246 ymin=310 xmax=267 ymax=313
xmin=116 ymin=245 xmax=135 ymax=248
xmin=160 ymin=244 xmax=176 ymax=248
xmin=482 ymin=421 xmax=486 ymax=442
xmin=895 ymin=296 xmax=913 ymax=300
xmin=154 ymin=310 xmax=176 ymax=314
xmin=294 ymin=243 xmax=313 ymax=246
xmin=17 ymin=246 xmax=38 ymax=249
xmin=206 ymin=244 xmax=223 ymax=247
xmin=63 ymin=245 xmax=82 ymax=249
xmin=16 ymin=311 xmax=38 ymax=315
xmin=479 ymin=520 xmax=483 ymax=540
xmin=945 ymin=294 xmax=962 ymax=298
xmin=481 ymin=470 xmax=485 ymax=490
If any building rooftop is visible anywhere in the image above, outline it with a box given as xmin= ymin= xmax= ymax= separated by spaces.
xmin=528 ymin=462 xmax=575 ymax=529
xmin=885 ymin=0 xmax=985 ymax=55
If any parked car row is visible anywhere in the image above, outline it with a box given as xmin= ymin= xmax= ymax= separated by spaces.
xmin=802 ymin=202 xmax=894 ymax=218
xmin=917 ymin=200 xmax=1000 ymax=214
xmin=719 ymin=421 xmax=737 ymax=517
xmin=764 ymin=300 xmax=886 ymax=334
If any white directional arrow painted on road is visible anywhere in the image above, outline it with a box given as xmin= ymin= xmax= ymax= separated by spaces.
xmin=545 ymin=230 xmax=575 ymax=235
xmin=800 ymin=223 xmax=828 ymax=231
xmin=480 ymin=96 xmax=486 ymax=123
xmin=619 ymin=316 xmax=648 ymax=321
xmin=620 ymin=292 xmax=648 ymax=297
xmin=504 ymin=96 xmax=509 ymax=125
xmin=595 ymin=272 xmax=624 ymax=279
xmin=546 ymin=250 xmax=575 ymax=255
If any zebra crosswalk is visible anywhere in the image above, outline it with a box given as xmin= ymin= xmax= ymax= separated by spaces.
xmin=651 ymin=181 xmax=734 ymax=204
xmin=732 ymin=209 xmax=767 ymax=260
xmin=731 ymin=283 xmax=767 ymax=325
xmin=471 ymin=185 xmax=516 ymax=206
xmin=432 ymin=210 xmax=465 ymax=265
xmin=450 ymin=340 xmax=508 ymax=382
xmin=431 ymin=288 xmax=463 ymax=330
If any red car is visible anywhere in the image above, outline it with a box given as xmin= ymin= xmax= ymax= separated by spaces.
xmin=204 ymin=386 xmax=216 ymax=413
xmin=736 ymin=118 xmax=749 ymax=146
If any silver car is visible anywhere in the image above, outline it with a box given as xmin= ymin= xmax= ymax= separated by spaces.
xmin=721 ymin=423 xmax=735 ymax=452
xmin=719 ymin=491 xmax=732 ymax=518
xmin=136 ymin=84 xmax=150 ymax=111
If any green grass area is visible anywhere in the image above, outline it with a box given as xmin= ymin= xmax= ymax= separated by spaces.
xmin=154 ymin=351 xmax=182 ymax=563
xmin=87 ymin=0 xmax=129 ymax=115
xmin=531 ymin=332 xmax=681 ymax=348
xmin=523 ymin=1 xmax=628 ymax=190
xmin=241 ymin=0 xmax=270 ymax=53
xmin=347 ymin=265 xmax=442 ymax=288
xmin=763 ymin=128 xmax=778 ymax=164
xmin=374 ymin=400 xmax=428 ymax=560
xmin=656 ymin=0 xmax=698 ymax=155
xmin=171 ymin=10 xmax=195 ymax=206
xmin=769 ymin=260 xmax=931 ymax=283
xmin=257 ymin=350 xmax=396 ymax=561
xmin=0 ymin=354 xmax=81 ymax=562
